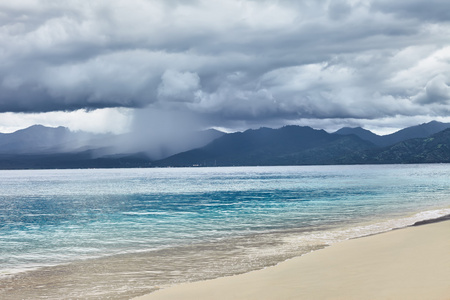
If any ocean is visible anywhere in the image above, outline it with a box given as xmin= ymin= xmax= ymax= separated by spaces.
xmin=1 ymin=164 xmax=449 ymax=299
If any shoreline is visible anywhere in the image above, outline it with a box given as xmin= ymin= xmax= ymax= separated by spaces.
xmin=133 ymin=218 xmax=450 ymax=300
xmin=412 ymin=213 xmax=450 ymax=226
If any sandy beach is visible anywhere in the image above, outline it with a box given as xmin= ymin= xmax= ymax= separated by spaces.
xmin=134 ymin=219 xmax=450 ymax=300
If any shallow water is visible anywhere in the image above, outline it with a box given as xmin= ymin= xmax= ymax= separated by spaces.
xmin=1 ymin=165 xmax=449 ymax=299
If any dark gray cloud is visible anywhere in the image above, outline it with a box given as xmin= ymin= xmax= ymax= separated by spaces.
xmin=372 ymin=0 xmax=450 ymax=23
xmin=1 ymin=0 xmax=450 ymax=132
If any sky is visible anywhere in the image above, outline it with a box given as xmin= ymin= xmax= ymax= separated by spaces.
xmin=1 ymin=0 xmax=450 ymax=135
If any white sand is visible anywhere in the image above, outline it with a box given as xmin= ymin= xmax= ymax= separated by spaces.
xmin=134 ymin=220 xmax=450 ymax=300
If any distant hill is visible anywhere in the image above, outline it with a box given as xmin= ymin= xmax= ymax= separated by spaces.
xmin=381 ymin=121 xmax=450 ymax=146
xmin=334 ymin=121 xmax=450 ymax=147
xmin=334 ymin=127 xmax=382 ymax=146
xmin=362 ymin=128 xmax=450 ymax=164
xmin=0 ymin=125 xmax=111 ymax=154
xmin=154 ymin=126 xmax=375 ymax=167
xmin=0 ymin=125 xmax=71 ymax=154
xmin=334 ymin=126 xmax=378 ymax=139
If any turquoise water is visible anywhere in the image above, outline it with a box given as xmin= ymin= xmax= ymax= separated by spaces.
xmin=1 ymin=165 xmax=450 ymax=299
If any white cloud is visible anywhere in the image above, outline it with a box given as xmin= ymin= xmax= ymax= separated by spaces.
xmin=157 ymin=70 xmax=201 ymax=103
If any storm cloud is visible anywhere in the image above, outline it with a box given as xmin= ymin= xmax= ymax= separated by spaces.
xmin=1 ymin=0 xmax=450 ymax=132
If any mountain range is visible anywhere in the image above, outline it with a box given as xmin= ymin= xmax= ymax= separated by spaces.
xmin=0 ymin=125 xmax=109 ymax=154
xmin=0 ymin=121 xmax=449 ymax=169
xmin=0 ymin=126 xmax=224 ymax=169
xmin=155 ymin=121 xmax=450 ymax=167
xmin=333 ymin=120 xmax=450 ymax=147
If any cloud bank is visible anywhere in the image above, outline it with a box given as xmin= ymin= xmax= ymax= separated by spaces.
xmin=1 ymin=0 xmax=450 ymax=132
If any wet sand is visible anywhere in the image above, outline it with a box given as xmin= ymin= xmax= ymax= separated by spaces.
xmin=134 ymin=219 xmax=450 ymax=300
